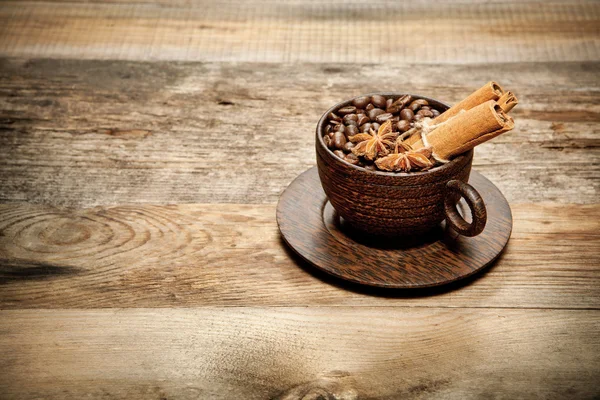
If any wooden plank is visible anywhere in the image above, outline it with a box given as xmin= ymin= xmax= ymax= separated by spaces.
xmin=0 ymin=0 xmax=598 ymax=63
xmin=0 ymin=59 xmax=598 ymax=206
xmin=1 ymin=203 xmax=598 ymax=309
xmin=0 ymin=308 xmax=598 ymax=399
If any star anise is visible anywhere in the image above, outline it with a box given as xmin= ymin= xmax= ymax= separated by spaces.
xmin=375 ymin=141 xmax=434 ymax=172
xmin=348 ymin=120 xmax=398 ymax=160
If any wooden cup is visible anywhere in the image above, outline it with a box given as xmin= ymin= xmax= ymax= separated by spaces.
xmin=316 ymin=93 xmax=487 ymax=237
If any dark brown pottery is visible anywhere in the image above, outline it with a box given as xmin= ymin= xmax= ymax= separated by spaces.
xmin=316 ymin=93 xmax=486 ymax=237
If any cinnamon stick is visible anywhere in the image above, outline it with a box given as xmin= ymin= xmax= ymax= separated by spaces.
xmin=433 ymin=81 xmax=504 ymax=124
xmin=404 ymin=81 xmax=505 ymax=147
xmin=497 ymin=91 xmax=518 ymax=113
xmin=411 ymin=100 xmax=514 ymax=162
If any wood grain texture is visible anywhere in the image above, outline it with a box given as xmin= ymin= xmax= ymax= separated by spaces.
xmin=0 ymin=58 xmax=598 ymax=207
xmin=1 ymin=202 xmax=597 ymax=309
xmin=1 ymin=308 xmax=598 ymax=399
xmin=278 ymin=168 xmax=511 ymax=288
xmin=0 ymin=0 xmax=599 ymax=63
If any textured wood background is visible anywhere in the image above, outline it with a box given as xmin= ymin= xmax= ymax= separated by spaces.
xmin=0 ymin=1 xmax=599 ymax=399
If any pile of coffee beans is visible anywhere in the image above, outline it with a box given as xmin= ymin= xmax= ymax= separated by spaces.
xmin=322 ymin=94 xmax=444 ymax=171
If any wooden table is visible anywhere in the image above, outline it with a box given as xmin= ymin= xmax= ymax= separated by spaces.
xmin=1 ymin=1 xmax=599 ymax=398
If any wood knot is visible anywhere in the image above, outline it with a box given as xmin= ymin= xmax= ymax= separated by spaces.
xmin=274 ymin=372 xmax=357 ymax=400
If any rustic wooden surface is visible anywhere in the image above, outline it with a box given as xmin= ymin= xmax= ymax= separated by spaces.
xmin=1 ymin=1 xmax=599 ymax=399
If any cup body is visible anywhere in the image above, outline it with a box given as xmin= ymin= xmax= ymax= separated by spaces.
xmin=316 ymin=93 xmax=473 ymax=236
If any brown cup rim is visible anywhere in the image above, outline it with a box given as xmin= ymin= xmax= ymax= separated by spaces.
xmin=316 ymin=92 xmax=471 ymax=177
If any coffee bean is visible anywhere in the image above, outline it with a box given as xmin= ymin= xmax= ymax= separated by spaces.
xmin=386 ymin=98 xmax=394 ymax=110
xmin=409 ymin=99 xmax=429 ymax=112
xmin=371 ymin=122 xmax=381 ymax=132
xmin=432 ymin=109 xmax=441 ymax=117
xmin=421 ymin=106 xmax=431 ymax=111
xmin=343 ymin=114 xmax=358 ymax=123
xmin=417 ymin=109 xmax=434 ymax=118
xmin=333 ymin=131 xmax=347 ymax=149
xmin=357 ymin=114 xmax=370 ymax=126
xmin=343 ymin=141 xmax=355 ymax=152
xmin=368 ymin=108 xmax=385 ymax=120
xmin=333 ymin=150 xmax=345 ymax=159
xmin=360 ymin=123 xmax=372 ymax=132
xmin=352 ymin=96 xmax=371 ymax=109
xmin=345 ymin=125 xmax=359 ymax=136
xmin=338 ymin=106 xmax=357 ymax=115
xmin=345 ymin=120 xmax=358 ymax=127
xmin=324 ymin=135 xmax=335 ymax=149
xmin=414 ymin=114 xmax=423 ymax=121
xmin=327 ymin=131 xmax=335 ymax=139
xmin=335 ymin=124 xmax=346 ymax=133
xmin=387 ymin=94 xmax=412 ymax=114
xmin=344 ymin=153 xmax=359 ymax=165
xmin=397 ymin=120 xmax=410 ymax=132
xmin=325 ymin=124 xmax=332 ymax=135
xmin=400 ymin=108 xmax=414 ymax=121
xmin=365 ymin=103 xmax=375 ymax=111
xmin=355 ymin=109 xmax=365 ymax=115
xmin=328 ymin=112 xmax=342 ymax=122
xmin=371 ymin=95 xmax=387 ymax=109
xmin=375 ymin=112 xmax=394 ymax=123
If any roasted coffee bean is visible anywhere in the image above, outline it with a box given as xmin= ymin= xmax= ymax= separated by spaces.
xmin=400 ymin=108 xmax=414 ymax=121
xmin=409 ymin=99 xmax=429 ymax=112
xmin=371 ymin=122 xmax=381 ymax=131
xmin=343 ymin=141 xmax=355 ymax=152
xmin=333 ymin=150 xmax=345 ymax=159
xmin=345 ymin=153 xmax=359 ymax=164
xmin=338 ymin=106 xmax=357 ymax=115
xmin=398 ymin=94 xmax=412 ymax=107
xmin=327 ymin=131 xmax=335 ymax=139
xmin=343 ymin=114 xmax=358 ymax=123
xmin=417 ymin=109 xmax=434 ymax=118
xmin=333 ymin=131 xmax=347 ymax=149
xmin=357 ymin=114 xmax=370 ymax=126
xmin=386 ymin=98 xmax=394 ymax=110
xmin=397 ymin=120 xmax=411 ymax=132
xmin=352 ymin=96 xmax=371 ymax=109
xmin=345 ymin=119 xmax=358 ymax=127
xmin=421 ymin=106 xmax=431 ymax=111
xmin=355 ymin=109 xmax=365 ymax=115
xmin=365 ymin=103 xmax=375 ymax=111
xmin=325 ymin=124 xmax=332 ymax=135
xmin=328 ymin=112 xmax=342 ymax=122
xmin=334 ymin=124 xmax=346 ymax=133
xmin=324 ymin=135 xmax=335 ymax=149
xmin=387 ymin=94 xmax=412 ymax=113
xmin=414 ymin=114 xmax=423 ymax=121
xmin=345 ymin=125 xmax=359 ymax=136
xmin=389 ymin=116 xmax=400 ymax=123
xmin=360 ymin=123 xmax=372 ymax=132
xmin=367 ymin=108 xmax=385 ymax=120
xmin=375 ymin=113 xmax=394 ymax=123
xmin=371 ymin=95 xmax=387 ymax=109
xmin=432 ymin=109 xmax=441 ymax=117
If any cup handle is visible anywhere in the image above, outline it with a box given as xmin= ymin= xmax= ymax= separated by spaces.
xmin=444 ymin=180 xmax=487 ymax=237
